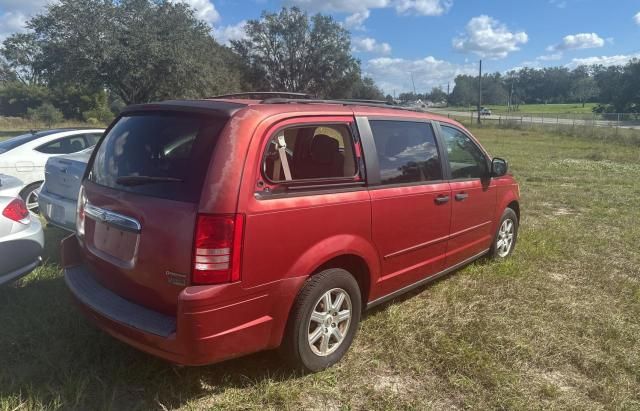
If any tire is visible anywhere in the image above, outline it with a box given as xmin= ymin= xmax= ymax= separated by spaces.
xmin=489 ymin=207 xmax=518 ymax=259
xmin=280 ymin=268 xmax=362 ymax=372
xmin=20 ymin=182 xmax=42 ymax=215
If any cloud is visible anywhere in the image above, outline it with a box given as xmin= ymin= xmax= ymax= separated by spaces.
xmin=213 ymin=20 xmax=247 ymax=45
xmin=285 ymin=0 xmax=452 ymax=16
xmin=352 ymin=37 xmax=392 ymax=55
xmin=344 ymin=10 xmax=370 ymax=30
xmin=393 ymin=0 xmax=452 ymax=16
xmin=452 ymin=15 xmax=528 ymax=59
xmin=364 ymin=55 xmax=475 ymax=94
xmin=284 ymin=0 xmax=389 ymax=14
xmin=170 ymin=0 xmax=220 ymax=23
xmin=635 ymin=12 xmax=640 ymax=25
xmin=537 ymin=53 xmax=563 ymax=61
xmin=565 ymin=52 xmax=640 ymax=68
xmin=0 ymin=0 xmax=50 ymax=40
xmin=0 ymin=10 xmax=29 ymax=40
xmin=547 ymin=32 xmax=605 ymax=52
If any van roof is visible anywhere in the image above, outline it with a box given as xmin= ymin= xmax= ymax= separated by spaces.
xmin=122 ymin=96 xmax=458 ymax=126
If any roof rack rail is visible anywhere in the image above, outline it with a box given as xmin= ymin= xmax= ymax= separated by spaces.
xmin=209 ymin=92 xmax=313 ymax=100
xmin=261 ymin=98 xmax=421 ymax=112
xmin=335 ymin=98 xmax=395 ymax=105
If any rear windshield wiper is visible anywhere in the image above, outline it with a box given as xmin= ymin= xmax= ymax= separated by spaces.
xmin=116 ymin=175 xmax=183 ymax=186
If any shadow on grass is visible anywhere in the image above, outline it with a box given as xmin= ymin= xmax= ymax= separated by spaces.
xmin=0 ymin=273 xmax=304 ymax=409
xmin=365 ymin=256 xmax=493 ymax=318
xmin=0 ymin=226 xmax=494 ymax=409
xmin=0 ymin=226 xmax=304 ymax=409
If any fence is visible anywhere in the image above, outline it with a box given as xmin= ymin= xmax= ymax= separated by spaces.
xmin=437 ymin=111 xmax=640 ymax=145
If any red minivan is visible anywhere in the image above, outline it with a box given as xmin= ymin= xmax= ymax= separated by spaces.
xmin=61 ymin=94 xmax=520 ymax=372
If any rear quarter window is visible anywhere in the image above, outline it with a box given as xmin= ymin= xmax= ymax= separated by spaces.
xmin=88 ymin=112 xmax=226 ymax=202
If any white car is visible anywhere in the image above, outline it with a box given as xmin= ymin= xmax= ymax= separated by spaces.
xmin=0 ymin=196 xmax=44 ymax=285
xmin=0 ymin=128 xmax=104 ymax=212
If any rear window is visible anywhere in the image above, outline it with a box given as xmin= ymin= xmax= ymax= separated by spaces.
xmin=88 ymin=112 xmax=225 ymax=202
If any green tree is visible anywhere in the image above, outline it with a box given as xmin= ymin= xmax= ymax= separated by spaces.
xmin=427 ymin=87 xmax=447 ymax=104
xmin=351 ymin=77 xmax=385 ymax=100
xmin=233 ymin=7 xmax=360 ymax=98
xmin=0 ymin=82 xmax=50 ymax=117
xmin=28 ymin=102 xmax=63 ymax=126
xmin=26 ymin=0 xmax=242 ymax=104
xmin=1 ymin=33 xmax=44 ymax=85
xmin=569 ymin=76 xmax=599 ymax=107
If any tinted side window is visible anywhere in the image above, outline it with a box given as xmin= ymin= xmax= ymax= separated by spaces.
xmin=263 ymin=124 xmax=357 ymax=182
xmin=441 ymin=125 xmax=488 ymax=180
xmin=370 ymin=120 xmax=442 ymax=185
xmin=36 ymin=135 xmax=88 ymax=154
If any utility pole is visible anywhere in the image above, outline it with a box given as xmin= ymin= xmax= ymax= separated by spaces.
xmin=410 ymin=72 xmax=417 ymax=96
xmin=447 ymin=82 xmax=450 ymax=107
xmin=508 ymin=79 xmax=514 ymax=113
xmin=477 ymin=60 xmax=482 ymax=125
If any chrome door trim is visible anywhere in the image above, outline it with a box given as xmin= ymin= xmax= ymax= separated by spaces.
xmin=84 ymin=203 xmax=141 ymax=234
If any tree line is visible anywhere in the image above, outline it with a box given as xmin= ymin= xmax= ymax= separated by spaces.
xmin=447 ymin=63 xmax=640 ymax=113
xmin=0 ymin=1 xmax=384 ymax=123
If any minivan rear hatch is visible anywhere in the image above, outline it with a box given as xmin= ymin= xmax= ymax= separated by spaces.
xmin=80 ymin=103 xmax=240 ymax=315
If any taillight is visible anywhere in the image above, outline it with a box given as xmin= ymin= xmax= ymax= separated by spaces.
xmin=192 ymin=214 xmax=244 ymax=285
xmin=2 ymin=198 xmax=29 ymax=224
xmin=76 ymin=185 xmax=87 ymax=238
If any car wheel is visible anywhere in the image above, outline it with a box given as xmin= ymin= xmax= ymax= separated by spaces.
xmin=489 ymin=208 xmax=518 ymax=259
xmin=280 ymin=268 xmax=362 ymax=372
xmin=20 ymin=182 xmax=41 ymax=214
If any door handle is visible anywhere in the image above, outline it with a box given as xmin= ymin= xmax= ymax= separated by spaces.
xmin=455 ymin=192 xmax=469 ymax=201
xmin=435 ymin=195 xmax=450 ymax=205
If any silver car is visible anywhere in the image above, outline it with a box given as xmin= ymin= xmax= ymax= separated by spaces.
xmin=0 ymin=195 xmax=44 ymax=285
xmin=0 ymin=173 xmax=24 ymax=198
xmin=38 ymin=148 xmax=92 ymax=231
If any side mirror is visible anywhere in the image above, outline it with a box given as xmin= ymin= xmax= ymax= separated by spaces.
xmin=491 ymin=157 xmax=508 ymax=177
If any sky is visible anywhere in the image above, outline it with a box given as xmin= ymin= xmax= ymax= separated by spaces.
xmin=1 ymin=0 xmax=639 ymax=94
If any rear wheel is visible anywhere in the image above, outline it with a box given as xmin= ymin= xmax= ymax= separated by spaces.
xmin=489 ymin=208 xmax=518 ymax=259
xmin=20 ymin=182 xmax=41 ymax=214
xmin=280 ymin=268 xmax=361 ymax=372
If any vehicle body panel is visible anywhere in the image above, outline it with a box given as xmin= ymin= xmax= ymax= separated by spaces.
xmin=39 ymin=149 xmax=93 ymax=230
xmin=368 ymin=183 xmax=451 ymax=300
xmin=0 ymin=129 xmax=103 ymax=194
xmin=0 ymin=198 xmax=43 ymax=284
xmin=63 ymin=99 xmax=520 ymax=366
xmin=0 ymin=174 xmax=23 ymax=198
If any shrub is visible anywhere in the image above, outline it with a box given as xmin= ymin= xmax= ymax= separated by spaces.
xmin=27 ymin=103 xmax=64 ymax=126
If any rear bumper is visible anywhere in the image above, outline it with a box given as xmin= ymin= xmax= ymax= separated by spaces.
xmin=0 ymin=257 xmax=41 ymax=286
xmin=62 ymin=237 xmax=305 ymax=365
xmin=38 ymin=189 xmax=77 ymax=231
xmin=0 ymin=214 xmax=44 ymax=284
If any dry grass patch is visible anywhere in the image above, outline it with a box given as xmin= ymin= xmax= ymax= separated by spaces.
xmin=1 ymin=128 xmax=640 ymax=410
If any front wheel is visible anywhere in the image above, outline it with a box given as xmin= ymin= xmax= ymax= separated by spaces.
xmin=280 ymin=268 xmax=361 ymax=372
xmin=489 ymin=208 xmax=518 ymax=259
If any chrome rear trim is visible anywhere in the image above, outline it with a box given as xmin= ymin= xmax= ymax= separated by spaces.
xmin=84 ymin=203 xmax=141 ymax=233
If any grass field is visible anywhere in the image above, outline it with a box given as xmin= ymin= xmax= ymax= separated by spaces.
xmin=449 ymin=103 xmax=598 ymax=114
xmin=1 ymin=127 xmax=640 ymax=410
